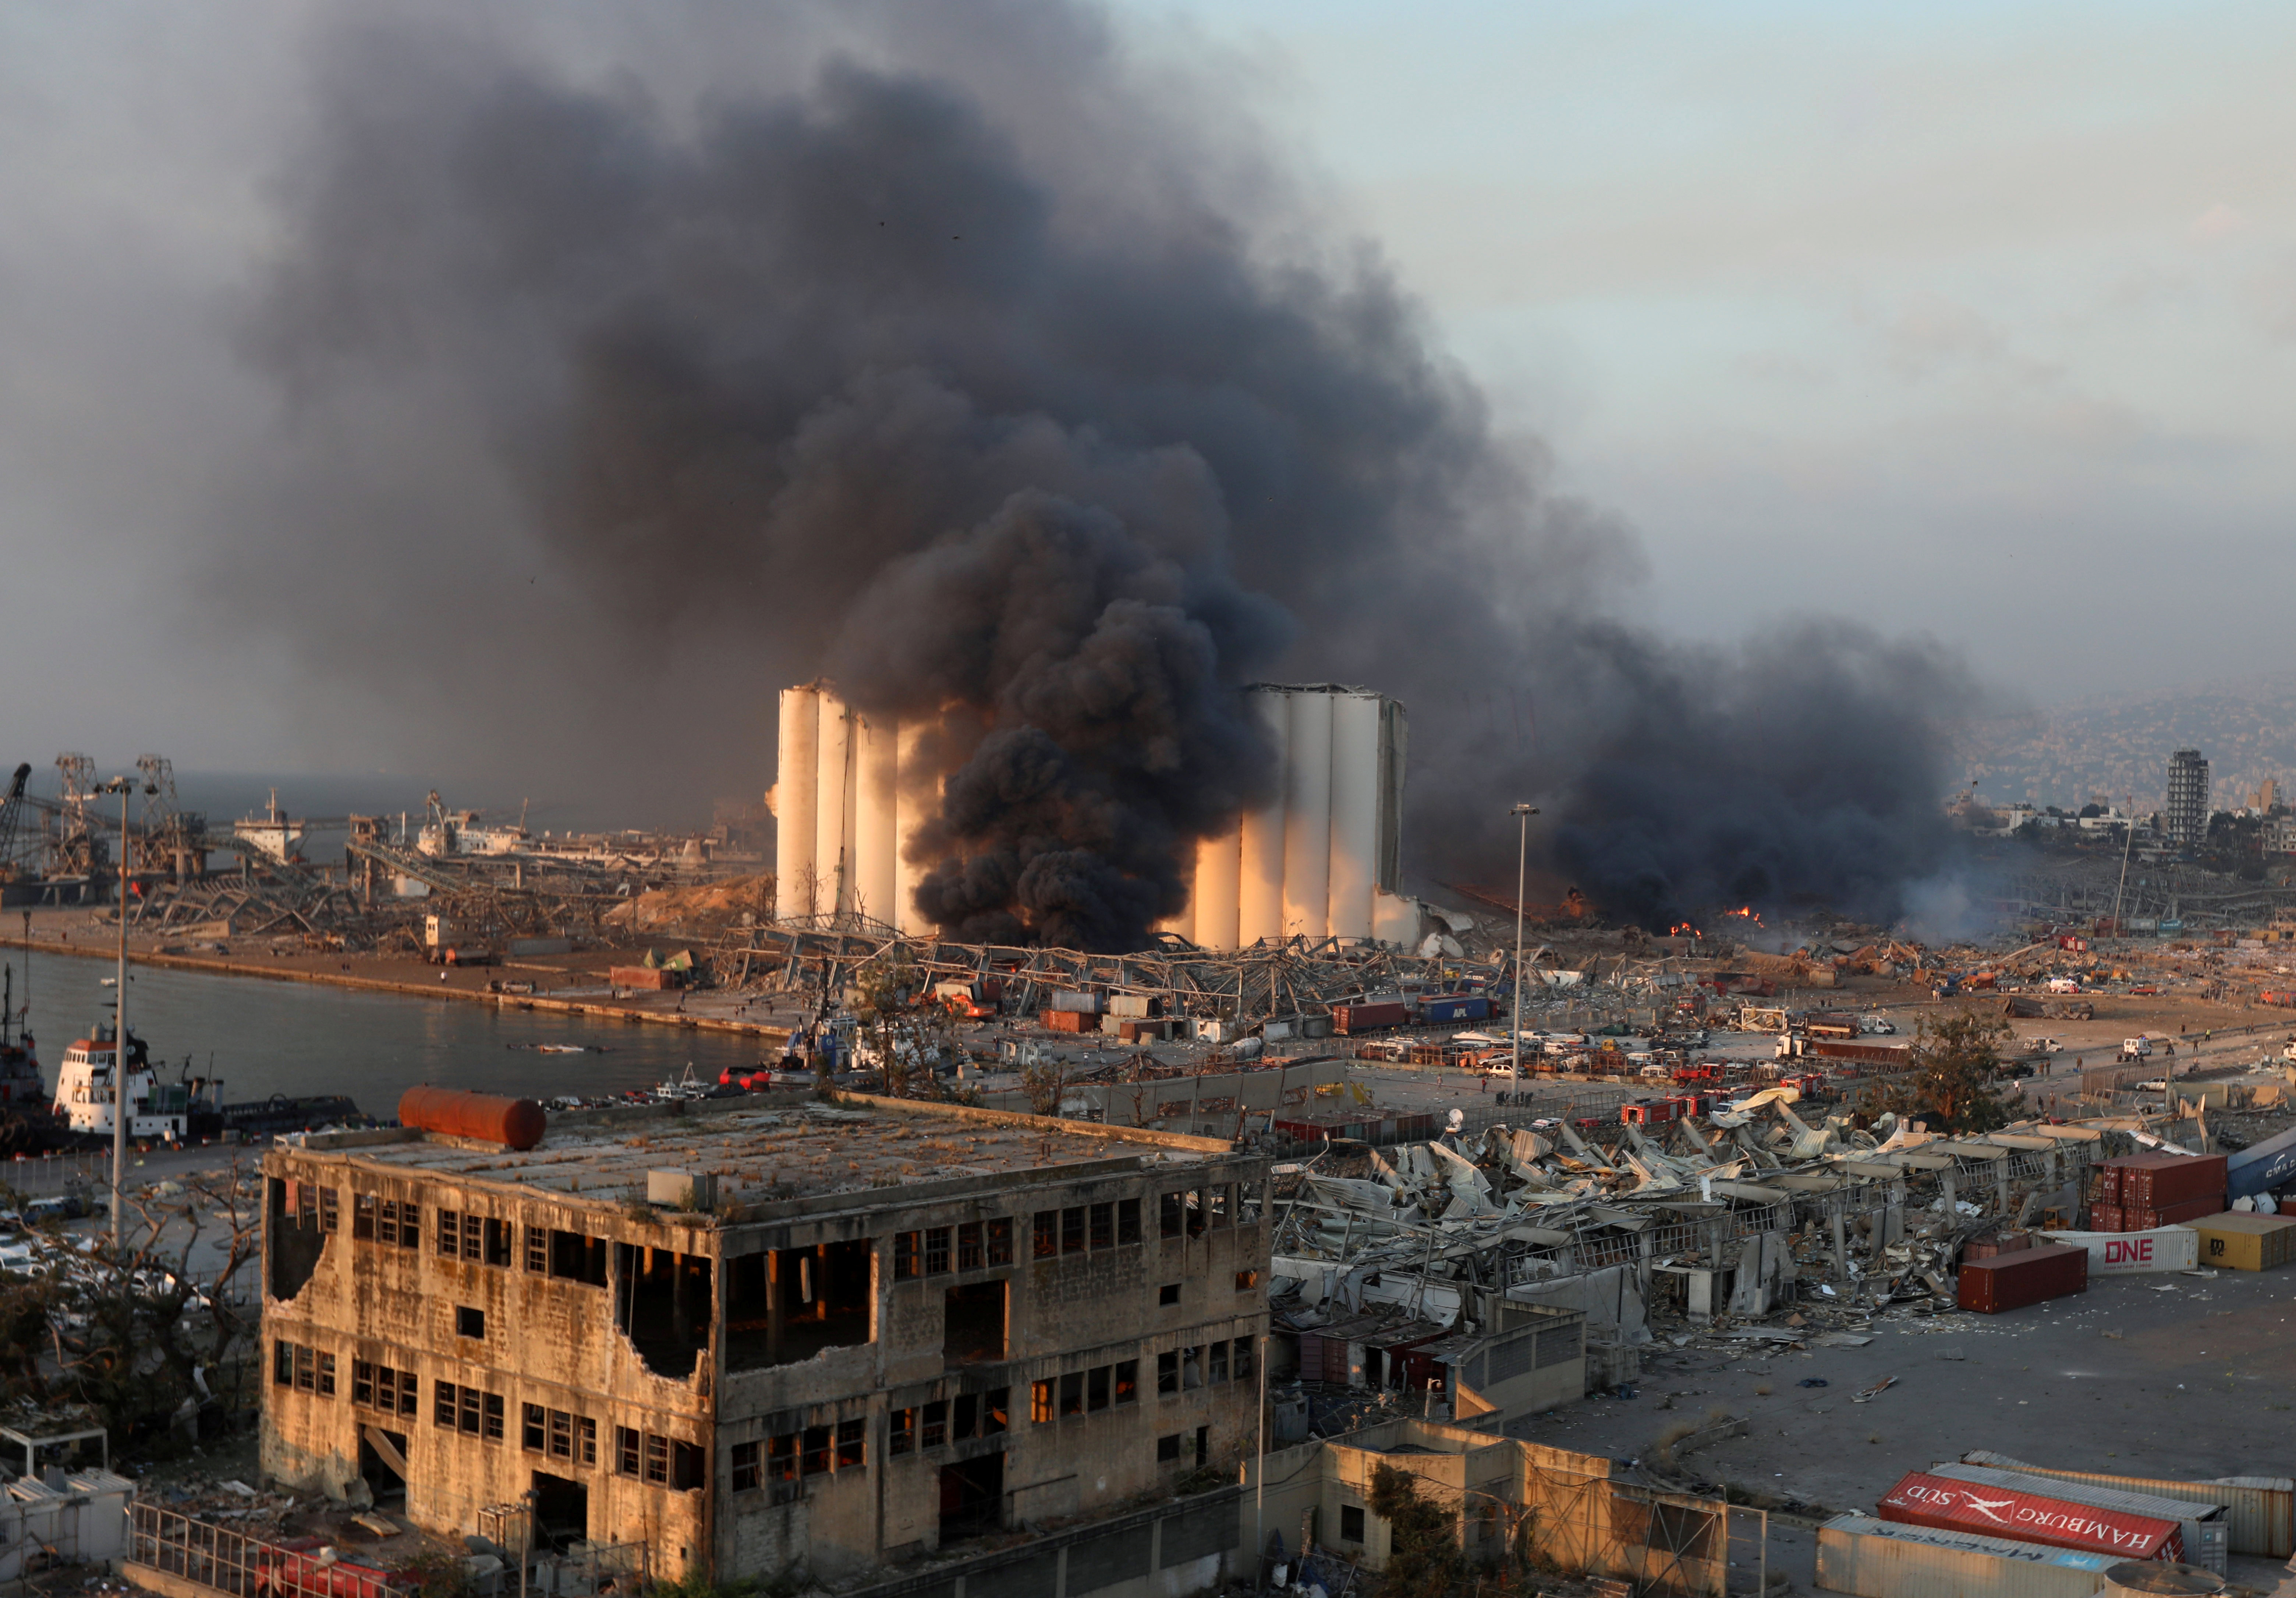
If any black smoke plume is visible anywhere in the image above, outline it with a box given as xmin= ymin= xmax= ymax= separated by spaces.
xmin=222 ymin=2 xmax=1978 ymax=945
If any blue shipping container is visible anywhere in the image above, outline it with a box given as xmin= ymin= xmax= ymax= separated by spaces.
xmin=1423 ymin=995 xmax=1491 ymax=1023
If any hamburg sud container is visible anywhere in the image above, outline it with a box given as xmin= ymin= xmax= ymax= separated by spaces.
xmin=1930 ymin=1464 xmax=2229 ymax=1574
xmin=1957 ymin=1243 xmax=2087 ymax=1313
xmin=1877 ymin=1471 xmax=2185 ymax=1562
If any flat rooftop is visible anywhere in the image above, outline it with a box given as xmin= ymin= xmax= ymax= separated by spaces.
xmin=308 ymin=1098 xmax=1226 ymax=1210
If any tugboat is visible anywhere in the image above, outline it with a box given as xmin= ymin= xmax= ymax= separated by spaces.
xmin=52 ymin=1020 xmax=202 ymax=1143
xmin=50 ymin=1017 xmax=365 ymax=1147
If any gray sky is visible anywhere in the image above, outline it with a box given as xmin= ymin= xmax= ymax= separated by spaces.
xmin=2 ymin=1 xmax=2290 ymax=795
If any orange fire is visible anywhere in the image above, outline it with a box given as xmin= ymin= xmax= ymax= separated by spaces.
xmin=1723 ymin=906 xmax=1765 ymax=928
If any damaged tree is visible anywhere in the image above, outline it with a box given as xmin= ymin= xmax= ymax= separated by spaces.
xmin=1891 ymin=1013 xmax=2013 ymax=1134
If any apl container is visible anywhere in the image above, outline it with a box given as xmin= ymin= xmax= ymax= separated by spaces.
xmin=1957 ymin=1243 xmax=2088 ymax=1313
xmin=1878 ymin=1471 xmax=2183 ymax=1562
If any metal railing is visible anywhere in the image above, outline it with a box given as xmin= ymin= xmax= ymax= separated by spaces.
xmin=130 ymin=1502 xmax=411 ymax=1598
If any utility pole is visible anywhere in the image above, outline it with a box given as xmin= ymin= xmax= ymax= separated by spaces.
xmin=1511 ymin=804 xmax=1540 ymax=1086
xmin=2110 ymin=794 xmax=2137 ymax=945
xmin=99 ymin=775 xmax=155 ymax=1252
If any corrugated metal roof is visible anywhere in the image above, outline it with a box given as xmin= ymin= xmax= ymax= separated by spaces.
xmin=1964 ymin=1453 xmax=2292 ymax=1559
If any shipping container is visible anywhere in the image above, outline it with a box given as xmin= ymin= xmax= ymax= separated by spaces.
xmin=2183 ymin=1213 xmax=2296 ymax=1272
xmin=2126 ymin=1196 xmax=2225 ymax=1230
xmin=1877 ymin=1471 xmax=2182 ymax=1561
xmin=1965 ymin=1231 xmax=2033 ymax=1261
xmin=2110 ymin=1154 xmax=2228 ymax=1209
xmin=1421 ymin=995 xmax=1491 ymax=1024
xmin=608 ymin=965 xmax=680 ymax=991
xmin=1958 ymin=1243 xmax=2088 ymax=1313
xmin=1817 ymin=1513 xmax=2120 ymax=1598
xmin=1964 ymin=1453 xmax=2295 ymax=1559
xmin=1931 ymin=1464 xmax=2227 ymax=1574
xmin=1050 ymin=990 xmax=1102 ymax=1014
xmin=1041 ymin=1009 xmax=1090 ymax=1033
xmin=1105 ymin=994 xmax=1156 ymax=1018
xmin=2091 ymin=1203 xmax=2125 ymax=1233
xmin=2038 ymin=1226 xmax=2199 ymax=1275
xmin=1331 ymin=1001 xmax=1410 ymax=1034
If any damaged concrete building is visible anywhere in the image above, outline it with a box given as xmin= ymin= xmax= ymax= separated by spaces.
xmin=259 ymin=1095 xmax=1270 ymax=1587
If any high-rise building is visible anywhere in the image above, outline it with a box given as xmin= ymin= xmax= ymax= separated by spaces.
xmin=2165 ymin=748 xmax=2211 ymax=848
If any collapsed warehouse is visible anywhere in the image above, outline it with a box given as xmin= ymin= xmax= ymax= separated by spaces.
xmin=1257 ymin=1101 xmax=2118 ymax=1435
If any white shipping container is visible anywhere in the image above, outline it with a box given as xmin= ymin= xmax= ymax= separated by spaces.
xmin=1106 ymin=995 xmax=1154 ymax=1018
xmin=1052 ymin=990 xmax=1101 ymax=1015
xmin=1818 ymin=1514 xmax=2116 ymax=1598
xmin=2038 ymin=1227 xmax=2200 ymax=1275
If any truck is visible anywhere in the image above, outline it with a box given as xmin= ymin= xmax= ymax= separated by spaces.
xmin=2119 ymin=1036 xmax=2154 ymax=1061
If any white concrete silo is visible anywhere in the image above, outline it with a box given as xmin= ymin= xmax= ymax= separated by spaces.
xmin=1236 ymin=689 xmax=1291 ymax=945
xmin=813 ymin=695 xmax=852 ymax=916
xmin=852 ymin=711 xmax=900 ymax=930
xmin=1281 ymin=690 xmax=1333 ymax=941
xmin=1327 ymin=689 xmax=1383 ymax=940
xmin=1191 ymin=827 xmax=1242 ymax=950
xmin=772 ymin=686 xmax=820 ymax=921
xmin=893 ymin=719 xmax=932 ymax=935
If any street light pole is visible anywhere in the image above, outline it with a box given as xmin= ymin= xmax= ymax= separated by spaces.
xmin=99 ymin=776 xmax=153 ymax=1253
xmin=1511 ymin=805 xmax=1539 ymax=1085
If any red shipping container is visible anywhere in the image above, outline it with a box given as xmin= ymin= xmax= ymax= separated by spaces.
xmin=2088 ymin=1203 xmax=2122 ymax=1232
xmin=1957 ymin=1242 xmax=2087 ymax=1313
xmin=2098 ymin=1166 xmax=2122 ymax=1201
xmin=2112 ymin=1153 xmax=2226 ymax=1209
xmin=2124 ymin=1194 xmax=2225 ymax=1229
xmin=1041 ymin=1009 xmax=1089 ymax=1033
xmin=1877 ymin=1471 xmax=2183 ymax=1562
xmin=1964 ymin=1231 xmax=2031 ymax=1261
xmin=1331 ymin=1001 xmax=1410 ymax=1034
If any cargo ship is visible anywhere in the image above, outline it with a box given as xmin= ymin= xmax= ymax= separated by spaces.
xmin=50 ymin=1017 xmax=362 ymax=1146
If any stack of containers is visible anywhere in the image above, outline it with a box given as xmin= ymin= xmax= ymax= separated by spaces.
xmin=1876 ymin=1470 xmax=2185 ymax=1561
xmin=2105 ymin=1153 xmax=2229 ymax=1230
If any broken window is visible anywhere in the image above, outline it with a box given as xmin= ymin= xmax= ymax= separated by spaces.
xmin=1089 ymin=1203 xmax=1113 ymax=1249
xmin=943 ymin=1280 xmax=1006 ymax=1363
xmin=352 ymin=1361 xmax=418 ymax=1416
xmin=267 ymin=1176 xmax=328 ymax=1300
xmin=1117 ymin=1198 xmax=1141 ymax=1244
xmin=1157 ymin=1433 xmax=1180 ymax=1462
xmin=987 ymin=1218 xmax=1013 ymax=1265
xmin=893 ymin=1231 xmax=921 ymax=1279
xmin=1115 ymin=1360 xmax=1138 ymax=1404
xmin=1159 ymin=1282 xmax=1180 ymax=1306
xmin=953 ymin=1393 xmax=977 ymax=1441
xmin=1340 ymin=1505 xmax=1365 ymax=1543
xmin=957 ymin=1222 xmax=984 ymax=1271
xmin=890 ymin=1409 xmax=915 ymax=1455
xmin=1160 ymin=1192 xmax=1184 ymax=1237
xmin=835 ymin=1420 xmax=864 ymax=1470
xmin=732 ymin=1441 xmax=761 ymax=1491
xmin=1032 ymin=1212 xmax=1057 ymax=1259
xmin=726 ymin=1239 xmax=872 ymax=1371
xmin=1186 ymin=1191 xmax=1208 ymax=1237
xmin=435 ymin=1382 xmax=502 ymax=1440
xmin=614 ymin=1244 xmax=714 ymax=1379
xmin=483 ymin=1217 xmax=513 ymax=1267
xmin=1209 ymin=1342 xmax=1229 ymax=1384
xmin=1059 ymin=1371 xmax=1084 ymax=1417
xmin=549 ymin=1229 xmax=607 ymax=1286
xmin=455 ymin=1306 xmax=485 ymax=1339
xmin=1061 ymin=1207 xmax=1086 ymax=1254
xmin=1239 ymin=1181 xmax=1264 ymax=1224
xmin=1157 ymin=1351 xmax=1179 ymax=1394
xmin=982 ymin=1387 xmax=1009 ymax=1433
xmin=273 ymin=1340 xmax=332 ymax=1396
xmin=523 ymin=1405 xmax=595 ymax=1464
xmin=925 ymin=1228 xmax=952 ymax=1274
xmin=1031 ymin=1381 xmax=1053 ymax=1424
xmin=1087 ymin=1366 xmax=1110 ymax=1412
xmin=923 ymin=1401 xmax=947 ymax=1448
xmin=768 ymin=1436 xmax=798 ymax=1503
xmin=1235 ymin=1338 xmax=1255 ymax=1382
xmin=1209 ymin=1185 xmax=1231 ymax=1227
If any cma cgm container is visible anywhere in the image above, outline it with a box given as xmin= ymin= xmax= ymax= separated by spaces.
xmin=1878 ymin=1471 xmax=2184 ymax=1562
xmin=1959 ymin=1243 xmax=2088 ymax=1313
xmin=1331 ymin=1001 xmax=1410 ymax=1034
xmin=2110 ymin=1154 xmax=2228 ymax=1210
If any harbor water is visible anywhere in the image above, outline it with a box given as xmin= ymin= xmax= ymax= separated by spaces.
xmin=3 ymin=949 xmax=769 ymax=1118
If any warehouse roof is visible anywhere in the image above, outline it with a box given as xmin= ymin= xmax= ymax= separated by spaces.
xmin=283 ymin=1095 xmax=1233 ymax=1211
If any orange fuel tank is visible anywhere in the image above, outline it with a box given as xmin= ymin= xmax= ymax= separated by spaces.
xmin=398 ymin=1086 xmax=547 ymax=1151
